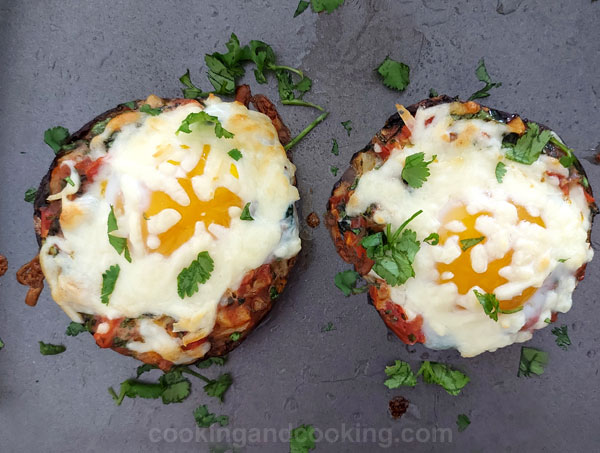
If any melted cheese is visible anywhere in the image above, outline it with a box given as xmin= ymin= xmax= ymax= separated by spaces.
xmin=346 ymin=102 xmax=593 ymax=357
xmin=39 ymin=96 xmax=301 ymax=362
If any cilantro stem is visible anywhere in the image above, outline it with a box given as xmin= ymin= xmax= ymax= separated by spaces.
xmin=390 ymin=209 xmax=423 ymax=241
xmin=284 ymin=112 xmax=329 ymax=151
xmin=179 ymin=366 xmax=211 ymax=383
xmin=281 ymin=99 xmax=325 ymax=111
xmin=269 ymin=64 xmax=304 ymax=78
xmin=108 ymin=387 xmax=119 ymax=402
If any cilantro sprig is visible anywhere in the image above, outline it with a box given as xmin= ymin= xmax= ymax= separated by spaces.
xmin=177 ymin=252 xmax=214 ymax=299
xmin=384 ymin=360 xmax=417 ymax=388
xmin=468 ymin=58 xmax=502 ymax=100
xmin=417 ymin=361 xmax=470 ymax=396
xmin=377 ymin=56 xmax=410 ymax=92
xmin=518 ymin=347 xmax=548 ymax=377
xmin=402 ymin=152 xmax=436 ymax=188
xmin=361 ymin=210 xmax=422 ymax=286
xmin=44 ymin=126 xmax=70 ymax=153
xmin=503 ymin=122 xmax=552 ymax=165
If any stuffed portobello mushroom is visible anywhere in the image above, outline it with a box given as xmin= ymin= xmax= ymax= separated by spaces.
xmin=32 ymin=93 xmax=301 ymax=370
xmin=326 ymin=96 xmax=596 ymax=357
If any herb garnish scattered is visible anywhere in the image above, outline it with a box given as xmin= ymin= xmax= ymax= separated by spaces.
xmin=548 ymin=136 xmax=577 ymax=168
xmin=136 ymin=364 xmax=157 ymax=378
xmin=503 ymin=122 xmax=552 ymax=165
xmin=341 ymin=120 xmax=352 ymax=136
xmin=179 ymin=70 xmax=210 ymax=99
xmin=193 ymin=405 xmax=229 ymax=428
xmin=429 ymin=88 xmax=439 ymax=98
xmin=401 ymin=152 xmax=436 ymax=188
xmin=457 ymin=414 xmax=471 ymax=432
xmin=0 ymin=338 xmax=4 ymax=350
xmin=204 ymin=372 xmax=233 ymax=402
xmin=290 ymin=424 xmax=316 ymax=453
xmin=177 ymin=252 xmax=214 ymax=299
xmin=377 ymin=57 xmax=410 ymax=92
xmin=284 ymin=111 xmax=329 ymax=151
xmin=65 ymin=322 xmax=89 ymax=337
xmin=44 ymin=126 xmax=70 ymax=153
xmin=468 ymin=58 xmax=502 ymax=100
xmin=228 ymin=149 xmax=243 ymax=161
xmin=330 ymin=166 xmax=339 ymax=176
xmin=100 ymin=264 xmax=120 ymax=305
xmin=473 ymin=289 xmax=522 ymax=321
xmin=495 ymin=161 xmax=507 ymax=183
xmin=176 ymin=112 xmax=234 ymax=138
xmin=294 ymin=0 xmax=311 ymax=17
xmin=417 ymin=361 xmax=470 ymax=396
xmin=91 ymin=118 xmax=111 ymax=136
xmin=361 ymin=210 xmax=422 ymax=286
xmin=331 ymin=138 xmax=339 ymax=156
xmin=240 ymin=202 xmax=254 ymax=220
xmin=230 ymin=332 xmax=242 ymax=342
xmin=551 ymin=325 xmax=571 ymax=350
xmin=107 ymin=206 xmax=132 ymax=263
xmin=384 ymin=360 xmax=417 ymax=388
xmin=518 ymin=347 xmax=548 ymax=377
xmin=460 ymin=236 xmax=485 ymax=251
xmin=140 ymin=104 xmax=161 ymax=116
xmin=424 ymin=233 xmax=439 ymax=245
xmin=334 ymin=270 xmax=367 ymax=296
xmin=39 ymin=341 xmax=66 ymax=355
xmin=196 ymin=356 xmax=227 ymax=369
xmin=24 ymin=187 xmax=37 ymax=203
xmin=321 ymin=322 xmax=336 ymax=332
xmin=64 ymin=176 xmax=75 ymax=186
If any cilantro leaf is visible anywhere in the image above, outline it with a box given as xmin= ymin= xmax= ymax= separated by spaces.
xmin=161 ymin=379 xmax=191 ymax=404
xmin=548 ymin=136 xmax=578 ymax=168
xmin=401 ymin=152 xmax=436 ymax=188
xmin=294 ymin=0 xmax=311 ymax=17
xmin=91 ymin=118 xmax=110 ymax=136
xmin=179 ymin=69 xmax=210 ymax=99
xmin=321 ymin=322 xmax=335 ymax=332
xmin=229 ymin=332 xmax=241 ymax=342
xmin=361 ymin=210 xmax=422 ymax=286
xmin=384 ymin=360 xmax=417 ymax=388
xmin=334 ymin=270 xmax=367 ymax=296
xmin=240 ymin=203 xmax=254 ymax=220
xmin=495 ymin=161 xmax=507 ymax=183
xmin=64 ymin=176 xmax=75 ymax=186
xmin=228 ymin=149 xmax=242 ymax=161
xmin=341 ymin=120 xmax=352 ymax=136
xmin=518 ymin=347 xmax=548 ymax=377
xmin=0 ymin=338 xmax=4 ymax=350
xmin=136 ymin=364 xmax=157 ymax=378
xmin=429 ymin=88 xmax=439 ymax=98
xmin=270 ymin=287 xmax=279 ymax=300
xmin=311 ymin=0 xmax=345 ymax=13
xmin=473 ymin=289 xmax=523 ymax=320
xmin=468 ymin=58 xmax=502 ymax=100
xmin=424 ymin=233 xmax=439 ymax=245
xmin=24 ymin=187 xmax=37 ymax=203
xmin=376 ymin=57 xmax=410 ymax=92
xmin=107 ymin=206 xmax=132 ymax=263
xmin=176 ymin=111 xmax=234 ymax=139
xmin=330 ymin=166 xmax=339 ymax=176
xmin=112 ymin=379 xmax=164 ymax=405
xmin=39 ymin=341 xmax=66 ymax=355
xmin=460 ymin=236 xmax=485 ymax=251
xmin=331 ymin=138 xmax=339 ymax=156
xmin=503 ymin=122 xmax=552 ymax=165
xmin=204 ymin=372 xmax=233 ymax=402
xmin=204 ymin=35 xmax=246 ymax=94
xmin=290 ymin=424 xmax=316 ymax=453
xmin=177 ymin=252 xmax=214 ymax=298
xmin=457 ymin=414 xmax=471 ymax=432
xmin=196 ymin=356 xmax=227 ymax=369
xmin=101 ymin=264 xmax=120 ymax=305
xmin=140 ymin=104 xmax=161 ymax=116
xmin=120 ymin=101 xmax=137 ymax=109
xmin=44 ymin=126 xmax=70 ymax=153
xmin=551 ymin=325 xmax=571 ymax=350
xmin=65 ymin=322 xmax=88 ymax=337
xmin=193 ymin=405 xmax=229 ymax=428
xmin=417 ymin=361 xmax=470 ymax=396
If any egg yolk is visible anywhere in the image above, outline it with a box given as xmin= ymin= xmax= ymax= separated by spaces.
xmin=142 ymin=144 xmax=242 ymax=255
xmin=437 ymin=204 xmax=545 ymax=311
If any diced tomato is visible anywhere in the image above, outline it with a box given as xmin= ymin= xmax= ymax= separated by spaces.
xmin=546 ymin=171 xmax=570 ymax=196
xmin=83 ymin=156 xmax=106 ymax=183
xmin=93 ymin=317 xmax=124 ymax=348
xmin=424 ymin=116 xmax=435 ymax=126
xmin=39 ymin=202 xmax=61 ymax=238
xmin=584 ymin=190 xmax=595 ymax=204
xmin=369 ymin=285 xmax=425 ymax=344
xmin=182 ymin=338 xmax=208 ymax=351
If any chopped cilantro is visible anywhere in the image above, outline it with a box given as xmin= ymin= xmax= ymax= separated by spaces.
xmin=107 ymin=206 xmax=132 ymax=263
xmin=290 ymin=424 xmax=316 ymax=453
xmin=551 ymin=325 xmax=571 ymax=350
xmin=120 ymin=101 xmax=137 ymax=109
xmin=401 ymin=152 xmax=436 ymax=188
xmin=64 ymin=176 xmax=75 ymax=187
xmin=193 ymin=405 xmax=229 ymax=428
xmin=330 ymin=166 xmax=339 ymax=176
xmin=136 ymin=364 xmax=157 ymax=378
xmin=334 ymin=270 xmax=367 ymax=296
xmin=544 ymin=318 xmax=552 ymax=324
xmin=549 ymin=136 xmax=577 ymax=168
xmin=24 ymin=187 xmax=37 ymax=203
xmin=424 ymin=233 xmax=439 ymax=245
xmin=176 ymin=112 xmax=234 ymax=139
xmin=140 ymin=104 xmax=161 ymax=116
xmin=473 ymin=289 xmax=523 ymax=321
xmin=44 ymin=126 xmax=70 ymax=153
xmin=0 ymin=338 xmax=4 ymax=350
xmin=91 ymin=118 xmax=110 ymax=136
xmin=294 ymin=0 xmax=311 ymax=17
xmin=240 ymin=202 xmax=254 ymax=220
xmin=229 ymin=332 xmax=241 ymax=342
xmin=179 ymin=69 xmax=210 ymax=99
xmin=495 ymin=161 xmax=507 ymax=183
xmin=558 ymin=258 xmax=569 ymax=263
xmin=377 ymin=57 xmax=410 ymax=92
xmin=429 ymin=88 xmax=439 ymax=98
xmin=177 ymin=252 xmax=214 ymax=299
xmin=101 ymin=264 xmax=120 ymax=305
xmin=331 ymin=138 xmax=339 ymax=156
xmin=341 ymin=120 xmax=352 ymax=136
xmin=457 ymin=414 xmax=471 ymax=432
xmin=384 ymin=360 xmax=417 ymax=388
xmin=39 ymin=341 xmax=66 ymax=356
xmin=285 ymin=112 xmax=329 ymax=151
xmin=518 ymin=347 xmax=548 ymax=377
xmin=65 ymin=322 xmax=88 ymax=337
xmin=110 ymin=379 xmax=164 ymax=405
xmin=321 ymin=322 xmax=335 ymax=332
xmin=196 ymin=356 xmax=227 ymax=369
xmin=159 ymin=373 xmax=191 ymax=404
xmin=270 ymin=287 xmax=280 ymax=300
xmin=204 ymin=372 xmax=233 ymax=402
xmin=503 ymin=123 xmax=552 ymax=165
xmin=228 ymin=149 xmax=242 ymax=161
xmin=468 ymin=58 xmax=502 ymax=100
xmin=361 ymin=210 xmax=422 ymax=286
xmin=460 ymin=236 xmax=485 ymax=251
xmin=417 ymin=361 xmax=470 ymax=396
